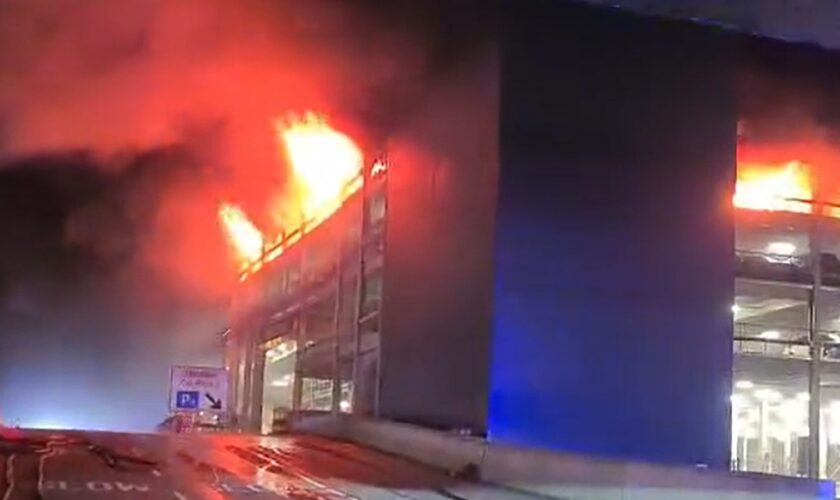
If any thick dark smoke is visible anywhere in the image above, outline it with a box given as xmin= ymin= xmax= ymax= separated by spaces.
xmin=590 ymin=0 xmax=840 ymax=191
xmin=0 ymin=0 xmax=470 ymax=430
xmin=738 ymin=41 xmax=840 ymax=197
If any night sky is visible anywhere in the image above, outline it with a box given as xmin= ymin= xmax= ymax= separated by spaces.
xmin=589 ymin=0 xmax=840 ymax=49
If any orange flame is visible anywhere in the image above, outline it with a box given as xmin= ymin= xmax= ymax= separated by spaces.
xmin=734 ymin=161 xmax=813 ymax=214
xmin=218 ymin=202 xmax=264 ymax=263
xmin=278 ymin=112 xmax=363 ymax=227
xmin=217 ymin=112 xmax=369 ymax=274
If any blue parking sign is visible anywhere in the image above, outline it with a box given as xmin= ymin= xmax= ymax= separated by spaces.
xmin=176 ymin=391 xmax=200 ymax=409
xmin=170 ymin=366 xmax=228 ymax=412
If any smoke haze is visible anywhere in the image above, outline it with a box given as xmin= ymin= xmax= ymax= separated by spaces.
xmin=0 ymin=0 xmax=464 ymax=430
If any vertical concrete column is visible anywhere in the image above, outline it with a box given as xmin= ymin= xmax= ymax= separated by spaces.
xmin=351 ymin=164 xmax=369 ymax=415
xmin=332 ymin=234 xmax=344 ymax=413
xmin=808 ymin=201 xmax=823 ymax=479
xmin=292 ymin=314 xmax=306 ymax=412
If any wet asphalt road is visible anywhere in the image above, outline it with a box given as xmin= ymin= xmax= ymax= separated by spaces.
xmin=0 ymin=430 xmax=526 ymax=500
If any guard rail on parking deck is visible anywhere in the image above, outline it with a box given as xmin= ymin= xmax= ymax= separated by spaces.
xmin=290 ymin=414 xmax=835 ymax=500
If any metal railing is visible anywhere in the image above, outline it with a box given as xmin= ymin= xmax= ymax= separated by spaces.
xmin=735 ymin=250 xmax=811 ymax=284
xmin=734 ymin=322 xmax=840 ymax=362
xmin=736 ymin=249 xmax=840 ymax=287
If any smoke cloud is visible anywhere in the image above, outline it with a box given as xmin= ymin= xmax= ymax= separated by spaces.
xmin=738 ymin=45 xmax=840 ymax=199
xmin=0 ymin=0 xmax=457 ymax=430
xmin=0 ymin=0 xmax=439 ymax=295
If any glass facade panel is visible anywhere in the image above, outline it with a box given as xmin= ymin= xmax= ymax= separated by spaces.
xmin=821 ymin=364 xmax=840 ymax=481
xmin=260 ymin=338 xmax=296 ymax=434
xmin=301 ymin=378 xmax=333 ymax=411
xmin=230 ymin=171 xmax=386 ymax=433
xmin=730 ymin=130 xmax=840 ymax=484
xmin=732 ymin=355 xmax=810 ymax=475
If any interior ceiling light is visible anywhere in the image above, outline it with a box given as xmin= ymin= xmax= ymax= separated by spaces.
xmin=759 ymin=330 xmax=781 ymax=340
xmin=766 ymin=241 xmax=797 ymax=256
xmin=735 ymin=380 xmax=754 ymax=390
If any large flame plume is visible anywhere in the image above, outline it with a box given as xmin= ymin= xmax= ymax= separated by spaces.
xmin=217 ymin=112 xmax=365 ymax=274
xmin=279 ymin=112 xmax=364 ymax=226
xmin=734 ymin=160 xmax=813 ymax=214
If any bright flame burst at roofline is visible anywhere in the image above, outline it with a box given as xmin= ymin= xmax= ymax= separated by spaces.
xmin=225 ymin=133 xmax=829 ymax=276
xmin=734 ymin=159 xmax=840 ymax=217
xmin=734 ymin=160 xmax=813 ymax=214
xmin=218 ymin=112 xmax=386 ymax=279
xmin=279 ymin=112 xmax=363 ymax=225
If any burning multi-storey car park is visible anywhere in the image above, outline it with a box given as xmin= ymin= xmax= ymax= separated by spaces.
xmin=217 ymin=3 xmax=840 ymax=490
xmin=221 ymin=114 xmax=389 ymax=431
xmin=221 ymin=74 xmax=499 ymax=435
xmin=216 ymin=1 xmax=500 ymax=438
xmin=731 ymin=54 xmax=840 ymax=477
xmin=14 ymin=0 xmax=840 ymax=496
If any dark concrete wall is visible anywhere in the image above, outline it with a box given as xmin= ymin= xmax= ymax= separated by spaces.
xmin=378 ymin=43 xmax=499 ymax=431
xmin=489 ymin=1 xmax=736 ymax=468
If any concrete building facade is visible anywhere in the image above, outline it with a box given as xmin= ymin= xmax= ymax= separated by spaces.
xmin=223 ymin=0 xmax=840 ymax=484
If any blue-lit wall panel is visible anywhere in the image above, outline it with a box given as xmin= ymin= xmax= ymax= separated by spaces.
xmin=490 ymin=1 xmax=736 ymax=468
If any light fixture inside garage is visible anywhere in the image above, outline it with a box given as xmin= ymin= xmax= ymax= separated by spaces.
xmin=759 ymin=330 xmax=781 ymax=340
xmin=766 ymin=241 xmax=797 ymax=256
xmin=735 ymin=380 xmax=754 ymax=390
